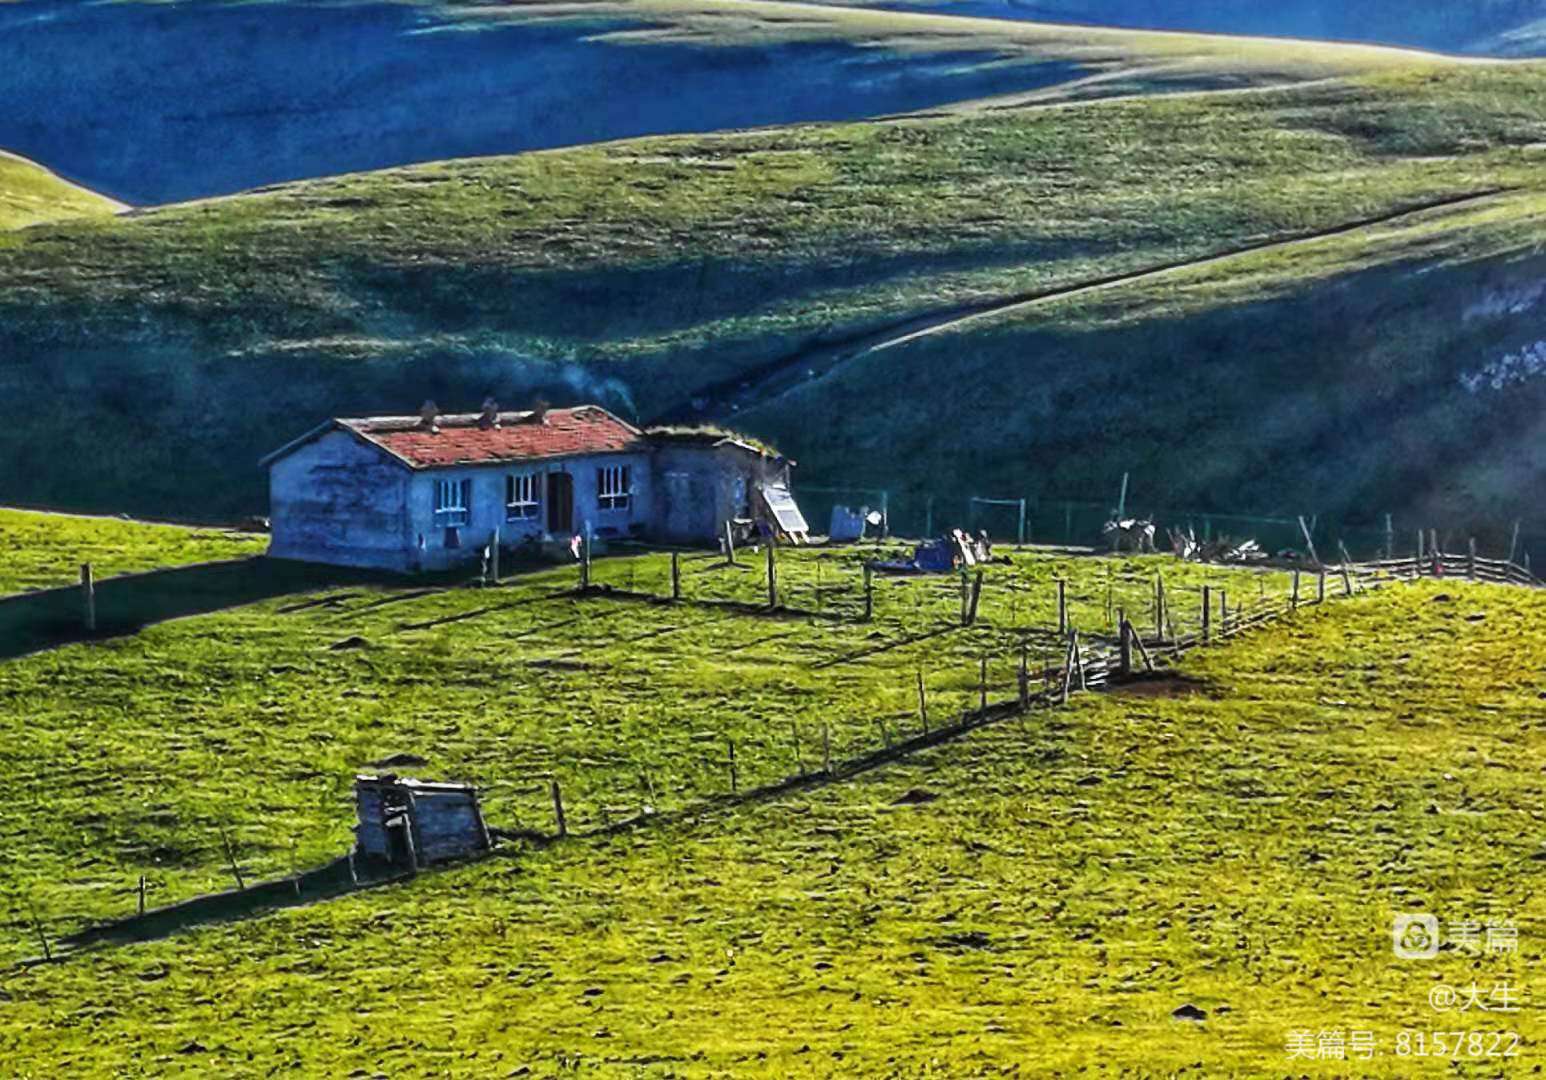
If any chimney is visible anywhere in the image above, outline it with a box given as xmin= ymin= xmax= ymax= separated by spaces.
xmin=529 ymin=397 xmax=550 ymax=425
xmin=418 ymin=399 xmax=440 ymax=433
xmin=478 ymin=397 xmax=501 ymax=430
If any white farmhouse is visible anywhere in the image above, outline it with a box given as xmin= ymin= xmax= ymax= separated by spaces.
xmin=260 ymin=401 xmax=801 ymax=571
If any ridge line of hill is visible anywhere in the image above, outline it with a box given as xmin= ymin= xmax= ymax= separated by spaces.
xmin=655 ymin=184 xmax=1518 ymax=426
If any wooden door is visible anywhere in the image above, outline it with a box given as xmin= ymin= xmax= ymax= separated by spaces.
xmin=547 ymin=472 xmax=574 ymax=534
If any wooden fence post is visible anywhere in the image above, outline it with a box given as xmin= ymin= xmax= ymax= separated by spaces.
xmin=1341 ymin=564 xmax=1353 ymax=596
xmin=80 ymin=562 xmax=95 ymax=632
xmin=1201 ymin=585 xmax=1212 ymax=643
xmin=580 ymin=535 xmax=590 ymax=590
xmin=550 ymin=778 xmax=568 ymax=837
xmin=1118 ymin=616 xmax=1132 ymax=676
xmin=1291 ymin=570 xmax=1300 ymax=610
xmin=863 ymin=563 xmax=874 ymax=622
xmin=967 ymin=571 xmax=984 ymax=626
xmin=218 ymin=824 xmax=245 ymax=890
xmin=1018 ymin=639 xmax=1030 ymax=709
xmin=671 ymin=551 xmax=681 ymax=601
xmin=1154 ymin=575 xmax=1165 ymax=639
xmin=24 ymin=899 xmax=50 ymax=963
xmin=916 ymin=670 xmax=928 ymax=732
xmin=724 ymin=521 xmax=737 ymax=566
xmin=766 ymin=542 xmax=777 ymax=609
xmin=1317 ymin=571 xmax=1326 ymax=603
xmin=1056 ymin=578 xmax=1067 ymax=635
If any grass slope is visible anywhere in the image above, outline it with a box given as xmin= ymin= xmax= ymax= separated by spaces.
xmin=0 ymin=151 xmax=119 ymax=231
xmin=0 ymin=0 xmax=1420 ymax=206
xmin=2 ymin=567 xmax=1541 ymax=1074
xmin=0 ymin=542 xmax=1289 ymax=942
xmin=3 ymin=63 xmax=1545 ymax=528
xmin=0 ymin=508 xmax=265 ymax=594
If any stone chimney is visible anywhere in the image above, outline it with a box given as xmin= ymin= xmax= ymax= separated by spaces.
xmin=418 ymin=399 xmax=440 ymax=433
xmin=478 ymin=397 xmax=501 ymax=430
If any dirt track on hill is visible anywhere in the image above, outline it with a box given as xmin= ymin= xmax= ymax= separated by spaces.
xmin=652 ymin=185 xmax=1513 ymax=426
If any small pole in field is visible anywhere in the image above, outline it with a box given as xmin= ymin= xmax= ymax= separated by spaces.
xmin=1291 ymin=570 xmax=1300 ymax=610
xmin=24 ymin=898 xmax=50 ymax=963
xmin=727 ymin=741 xmax=738 ymax=794
xmin=550 ymin=778 xmax=568 ymax=837
xmin=137 ymin=874 xmax=147 ymax=916
xmin=1317 ymin=570 xmax=1326 ymax=603
xmin=1018 ymin=638 xmax=1030 ymax=709
xmin=80 ymin=562 xmax=95 ymax=632
xmin=822 ymin=722 xmax=832 ymax=773
xmin=766 ymin=541 xmax=777 ymax=609
xmin=1201 ymin=585 xmax=1212 ymax=643
xmin=490 ymin=528 xmax=500 ymax=583
xmin=916 ymin=669 xmax=928 ymax=733
xmin=1118 ymin=615 xmax=1132 ymax=676
xmin=671 ymin=551 xmax=681 ymax=601
xmin=967 ymin=570 xmax=984 ymax=626
xmin=1153 ymin=575 xmax=1165 ymax=639
xmin=1056 ymin=578 xmax=1067 ymax=635
xmin=724 ymin=521 xmax=737 ymax=566
xmin=1341 ymin=563 xmax=1353 ymax=596
xmin=863 ymin=563 xmax=874 ymax=622
xmin=218 ymin=824 xmax=245 ymax=890
xmin=580 ymin=533 xmax=591 ymax=590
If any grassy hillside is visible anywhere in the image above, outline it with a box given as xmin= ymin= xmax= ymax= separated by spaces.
xmin=0 ymin=0 xmax=1421 ymax=205
xmin=869 ymin=0 xmax=1546 ymax=56
xmin=0 ymin=541 xmax=1290 ymax=942
xmin=0 ymin=62 xmax=1543 ymax=534
xmin=1 ymin=551 xmax=1540 ymax=1073
xmin=0 ymin=151 xmax=119 ymax=230
xmin=0 ymin=508 xmax=264 ymax=594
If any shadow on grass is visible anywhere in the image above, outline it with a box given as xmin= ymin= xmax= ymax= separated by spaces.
xmin=0 ymin=557 xmax=402 ymax=660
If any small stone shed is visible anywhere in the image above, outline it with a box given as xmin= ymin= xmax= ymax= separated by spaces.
xmin=353 ymin=774 xmax=491 ymax=870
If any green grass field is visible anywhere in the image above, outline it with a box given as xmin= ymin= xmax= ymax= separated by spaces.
xmin=0 ymin=507 xmax=267 ymax=595
xmin=0 ymin=151 xmax=120 ymax=231
xmin=2 ymin=60 xmax=1545 ymax=526
xmin=0 ymin=528 xmax=1539 ymax=1074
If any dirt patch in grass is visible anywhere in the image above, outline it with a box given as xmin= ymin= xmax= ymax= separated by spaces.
xmin=1105 ymin=671 xmax=1211 ymax=699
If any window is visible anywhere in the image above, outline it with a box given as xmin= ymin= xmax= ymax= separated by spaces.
xmin=434 ymin=478 xmax=470 ymax=527
xmin=597 ymin=464 xmax=631 ymax=512
xmin=505 ymin=473 xmax=540 ymax=521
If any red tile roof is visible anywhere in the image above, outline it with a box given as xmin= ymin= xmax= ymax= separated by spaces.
xmin=341 ymin=405 xmax=646 ymax=469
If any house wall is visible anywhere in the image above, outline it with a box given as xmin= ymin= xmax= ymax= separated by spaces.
xmin=268 ymin=430 xmax=412 ymax=570
xmin=653 ymin=445 xmax=776 ymax=544
xmin=406 ymin=451 xmax=654 ymax=570
xmin=408 ymin=788 xmax=491 ymax=864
